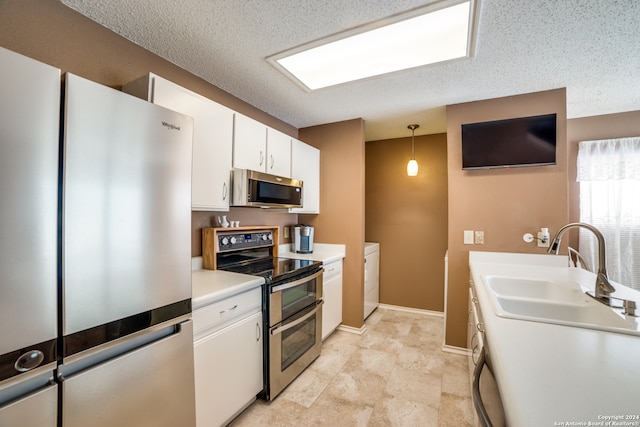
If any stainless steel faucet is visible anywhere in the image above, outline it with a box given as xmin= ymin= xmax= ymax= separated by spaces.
xmin=547 ymin=222 xmax=616 ymax=303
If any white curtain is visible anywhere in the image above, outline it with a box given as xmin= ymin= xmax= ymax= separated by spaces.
xmin=577 ymin=137 xmax=640 ymax=290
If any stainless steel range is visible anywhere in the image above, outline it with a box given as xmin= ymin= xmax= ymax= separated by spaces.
xmin=212 ymin=228 xmax=323 ymax=401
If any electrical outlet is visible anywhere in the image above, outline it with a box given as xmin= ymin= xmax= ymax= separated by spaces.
xmin=537 ymin=231 xmax=550 ymax=247
xmin=284 ymin=226 xmax=290 ymax=239
xmin=464 ymin=230 xmax=474 ymax=245
xmin=475 ymin=231 xmax=485 ymax=245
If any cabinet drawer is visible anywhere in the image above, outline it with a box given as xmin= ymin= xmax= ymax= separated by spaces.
xmin=193 ymin=287 xmax=262 ymax=338
xmin=323 ymin=260 xmax=343 ymax=281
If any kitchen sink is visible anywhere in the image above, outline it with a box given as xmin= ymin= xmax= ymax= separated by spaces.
xmin=484 ymin=276 xmax=640 ymax=336
xmin=486 ymin=277 xmax=584 ymax=302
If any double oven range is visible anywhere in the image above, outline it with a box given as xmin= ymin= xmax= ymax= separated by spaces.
xmin=213 ymin=228 xmax=323 ymax=400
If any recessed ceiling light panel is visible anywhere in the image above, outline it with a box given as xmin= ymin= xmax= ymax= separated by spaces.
xmin=268 ymin=0 xmax=479 ymax=91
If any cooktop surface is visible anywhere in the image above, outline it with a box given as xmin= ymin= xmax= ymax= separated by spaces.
xmin=217 ymin=256 xmax=322 ymax=284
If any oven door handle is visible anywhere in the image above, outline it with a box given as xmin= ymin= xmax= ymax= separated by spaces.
xmin=270 ymin=269 xmax=323 ymax=293
xmin=472 ymin=346 xmax=494 ymax=427
xmin=270 ymin=300 xmax=323 ymax=336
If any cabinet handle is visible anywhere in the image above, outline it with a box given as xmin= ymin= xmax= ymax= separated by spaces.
xmin=259 ymin=151 xmax=264 ymax=166
xmin=222 ymin=182 xmax=227 ymax=200
xmin=270 ymin=154 xmax=274 ymax=170
xmin=256 ymin=322 xmax=261 ymax=342
xmin=219 ymin=304 xmax=238 ymax=314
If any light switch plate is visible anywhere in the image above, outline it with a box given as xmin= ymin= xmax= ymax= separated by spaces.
xmin=284 ymin=226 xmax=290 ymax=239
xmin=464 ymin=230 xmax=474 ymax=245
xmin=475 ymin=230 xmax=484 ymax=245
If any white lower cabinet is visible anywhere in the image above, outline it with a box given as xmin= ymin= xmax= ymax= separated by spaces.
xmin=193 ymin=290 xmax=263 ymax=427
xmin=322 ymin=259 xmax=343 ymax=340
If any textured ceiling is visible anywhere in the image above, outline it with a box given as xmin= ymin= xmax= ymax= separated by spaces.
xmin=60 ymin=0 xmax=640 ymax=141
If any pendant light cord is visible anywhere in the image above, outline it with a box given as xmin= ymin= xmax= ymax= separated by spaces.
xmin=408 ymin=124 xmax=419 ymax=159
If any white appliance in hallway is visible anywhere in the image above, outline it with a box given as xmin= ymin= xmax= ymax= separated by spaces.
xmin=58 ymin=73 xmax=196 ymax=427
xmin=364 ymin=242 xmax=380 ymax=319
xmin=0 ymin=46 xmax=60 ymax=427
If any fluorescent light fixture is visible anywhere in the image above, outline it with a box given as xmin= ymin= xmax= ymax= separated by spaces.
xmin=268 ymin=0 xmax=477 ymax=91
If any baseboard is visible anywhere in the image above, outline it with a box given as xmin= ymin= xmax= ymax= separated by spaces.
xmin=336 ymin=324 xmax=368 ymax=335
xmin=441 ymin=344 xmax=470 ymax=355
xmin=378 ymin=303 xmax=444 ymax=318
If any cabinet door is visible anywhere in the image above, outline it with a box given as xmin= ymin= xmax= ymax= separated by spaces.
xmin=233 ymin=113 xmax=267 ymax=172
xmin=322 ymin=261 xmax=343 ymax=340
xmin=151 ymin=77 xmax=233 ymax=211
xmin=266 ymin=128 xmax=292 ymax=177
xmin=290 ymin=139 xmax=320 ymax=213
xmin=194 ymin=311 xmax=263 ymax=427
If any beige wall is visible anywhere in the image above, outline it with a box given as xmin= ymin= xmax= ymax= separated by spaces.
xmin=0 ymin=0 xmax=301 ymax=258
xmin=191 ymin=209 xmax=298 ymax=257
xmin=445 ymin=89 xmax=569 ymax=348
xmin=365 ymin=134 xmax=448 ymax=312
xmin=299 ymin=119 xmax=366 ymax=329
xmin=0 ymin=0 xmax=296 ymax=136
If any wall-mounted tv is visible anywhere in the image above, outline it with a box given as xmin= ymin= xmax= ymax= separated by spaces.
xmin=461 ymin=113 xmax=557 ymax=170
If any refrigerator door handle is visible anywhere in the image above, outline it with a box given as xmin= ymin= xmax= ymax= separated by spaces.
xmin=59 ymin=317 xmax=191 ymax=379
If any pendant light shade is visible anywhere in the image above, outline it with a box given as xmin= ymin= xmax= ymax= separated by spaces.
xmin=407 ymin=124 xmax=419 ymax=176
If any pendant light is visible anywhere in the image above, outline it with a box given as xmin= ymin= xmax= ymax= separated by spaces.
xmin=407 ymin=124 xmax=419 ymax=176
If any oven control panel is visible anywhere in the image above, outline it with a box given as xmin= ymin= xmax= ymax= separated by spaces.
xmin=217 ymin=230 xmax=274 ymax=252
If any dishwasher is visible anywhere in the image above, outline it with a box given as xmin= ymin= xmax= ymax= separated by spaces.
xmin=469 ymin=284 xmax=506 ymax=427
xmin=193 ymin=286 xmax=263 ymax=427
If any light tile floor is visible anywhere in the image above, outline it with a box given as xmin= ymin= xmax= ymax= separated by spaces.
xmin=230 ymin=308 xmax=474 ymax=427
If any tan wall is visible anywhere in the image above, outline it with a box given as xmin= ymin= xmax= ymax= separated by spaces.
xmin=0 ymin=0 xmax=297 ymax=137
xmin=191 ymin=209 xmax=297 ymax=257
xmin=365 ymin=134 xmax=448 ymax=311
xmin=0 ymin=0 xmax=301 ymax=258
xmin=298 ymin=119 xmax=366 ymax=329
xmin=445 ymin=89 xmax=569 ymax=348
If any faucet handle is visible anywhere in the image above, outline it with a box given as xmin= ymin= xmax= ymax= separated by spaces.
xmin=623 ymin=300 xmax=638 ymax=317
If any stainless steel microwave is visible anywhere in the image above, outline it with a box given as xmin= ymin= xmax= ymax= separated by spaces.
xmin=231 ymin=169 xmax=303 ymax=208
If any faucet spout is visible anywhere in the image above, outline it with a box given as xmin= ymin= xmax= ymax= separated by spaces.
xmin=547 ymin=222 xmax=615 ymax=301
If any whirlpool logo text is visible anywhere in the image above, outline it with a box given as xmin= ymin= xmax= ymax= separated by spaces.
xmin=161 ymin=121 xmax=181 ymax=131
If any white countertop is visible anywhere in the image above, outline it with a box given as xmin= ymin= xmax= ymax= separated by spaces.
xmin=190 ymin=243 xmax=345 ymax=311
xmin=364 ymin=241 xmax=379 ymax=256
xmin=191 ymin=268 xmax=264 ymax=310
xmin=278 ymin=243 xmax=346 ymax=265
xmin=469 ymin=251 xmax=640 ymax=426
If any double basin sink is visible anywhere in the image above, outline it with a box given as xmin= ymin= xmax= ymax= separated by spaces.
xmin=484 ymin=276 xmax=640 ymax=336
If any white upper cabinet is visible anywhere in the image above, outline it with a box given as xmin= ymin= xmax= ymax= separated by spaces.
xmin=233 ymin=113 xmax=268 ymax=173
xmin=290 ymin=138 xmax=320 ymax=214
xmin=266 ymin=128 xmax=292 ymax=177
xmin=123 ymin=74 xmax=234 ymax=211
xmin=234 ymin=114 xmax=292 ymax=178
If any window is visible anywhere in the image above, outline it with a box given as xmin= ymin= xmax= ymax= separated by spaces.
xmin=578 ymin=137 xmax=640 ymax=290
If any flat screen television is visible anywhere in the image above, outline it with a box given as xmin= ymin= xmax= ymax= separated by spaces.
xmin=461 ymin=113 xmax=557 ymax=170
